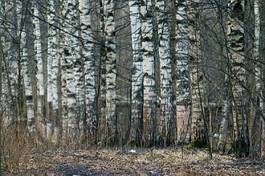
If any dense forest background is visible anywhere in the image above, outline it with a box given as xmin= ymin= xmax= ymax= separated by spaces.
xmin=0 ymin=0 xmax=265 ymax=172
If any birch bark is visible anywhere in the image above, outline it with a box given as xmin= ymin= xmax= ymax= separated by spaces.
xmin=79 ymin=0 xmax=97 ymax=139
xmin=33 ymin=1 xmax=45 ymax=140
xmin=61 ymin=0 xmax=79 ymax=144
xmin=228 ymin=0 xmax=248 ymax=152
xmin=156 ymin=0 xmax=174 ymax=145
xmin=141 ymin=0 xmax=156 ymax=145
xmin=129 ymin=0 xmax=143 ymax=145
xmin=47 ymin=0 xmax=59 ymax=141
xmin=103 ymin=0 xmax=117 ymax=144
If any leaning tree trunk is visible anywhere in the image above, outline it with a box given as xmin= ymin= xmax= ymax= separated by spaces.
xmin=79 ymin=0 xmax=97 ymax=143
xmin=156 ymin=0 xmax=174 ymax=146
xmin=129 ymin=0 xmax=143 ymax=145
xmin=140 ymin=0 xmax=156 ymax=146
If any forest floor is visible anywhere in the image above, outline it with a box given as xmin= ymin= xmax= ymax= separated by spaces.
xmin=5 ymin=148 xmax=265 ymax=176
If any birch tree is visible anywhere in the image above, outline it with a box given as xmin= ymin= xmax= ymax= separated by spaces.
xmin=33 ymin=0 xmax=46 ymax=142
xmin=217 ymin=1 xmax=233 ymax=152
xmin=228 ymin=0 xmax=248 ymax=154
xmin=188 ymin=0 xmax=205 ymax=142
xmin=259 ymin=0 xmax=265 ymax=157
xmin=46 ymin=0 xmax=59 ymax=141
xmin=129 ymin=0 xmax=143 ymax=145
xmin=61 ymin=0 xmax=80 ymax=144
xmin=175 ymin=0 xmax=191 ymax=143
xmin=79 ymin=0 xmax=97 ymax=141
xmin=249 ymin=0 xmax=261 ymax=157
xmin=23 ymin=0 xmax=36 ymax=136
xmin=141 ymin=0 xmax=156 ymax=145
xmin=103 ymin=0 xmax=117 ymax=145
xmin=156 ymin=0 xmax=174 ymax=145
xmin=5 ymin=0 xmax=19 ymax=121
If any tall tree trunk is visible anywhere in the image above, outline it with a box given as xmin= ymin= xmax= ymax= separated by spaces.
xmin=33 ymin=0 xmax=45 ymax=142
xmin=12 ymin=0 xmax=20 ymax=121
xmin=175 ymin=0 xmax=191 ymax=144
xmin=156 ymin=0 xmax=174 ymax=146
xmin=79 ymin=0 xmax=97 ymax=144
xmin=0 ymin=27 xmax=4 ymax=176
xmin=250 ymin=0 xmax=262 ymax=158
xmin=129 ymin=0 xmax=143 ymax=146
xmin=19 ymin=0 xmax=36 ymax=136
xmin=61 ymin=0 xmax=79 ymax=145
xmin=103 ymin=0 xmax=117 ymax=145
xmin=47 ymin=0 xmax=59 ymax=142
xmin=258 ymin=0 xmax=265 ymax=157
xmin=188 ymin=0 xmax=204 ymax=142
xmin=140 ymin=0 xmax=156 ymax=146
xmin=228 ymin=0 xmax=248 ymax=156
xmin=217 ymin=1 xmax=234 ymax=153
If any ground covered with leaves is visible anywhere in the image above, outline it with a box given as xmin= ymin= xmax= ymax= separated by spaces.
xmin=5 ymin=148 xmax=265 ymax=175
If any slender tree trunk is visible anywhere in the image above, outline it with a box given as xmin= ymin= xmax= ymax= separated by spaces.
xmin=228 ymin=0 xmax=248 ymax=156
xmin=129 ymin=0 xmax=143 ymax=146
xmin=33 ymin=1 xmax=45 ymax=142
xmin=259 ymin=0 xmax=265 ymax=157
xmin=98 ymin=0 xmax=107 ymax=145
xmin=19 ymin=0 xmax=35 ymax=136
xmin=0 ymin=30 xmax=4 ymax=176
xmin=61 ymin=0 xmax=79 ymax=145
xmin=217 ymin=1 xmax=233 ymax=152
xmin=250 ymin=0 xmax=262 ymax=158
xmin=156 ymin=0 xmax=174 ymax=146
xmin=140 ymin=0 xmax=156 ymax=146
xmin=188 ymin=0 xmax=204 ymax=142
xmin=103 ymin=0 xmax=117 ymax=145
xmin=79 ymin=0 xmax=97 ymax=144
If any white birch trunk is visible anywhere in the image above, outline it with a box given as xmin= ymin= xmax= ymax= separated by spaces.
xmin=19 ymin=1 xmax=35 ymax=135
xmin=176 ymin=0 xmax=191 ymax=143
xmin=253 ymin=0 xmax=262 ymax=157
xmin=47 ymin=0 xmax=59 ymax=141
xmin=156 ymin=0 xmax=174 ymax=145
xmin=259 ymin=0 xmax=265 ymax=158
xmin=103 ymin=0 xmax=117 ymax=144
xmin=79 ymin=0 xmax=96 ymax=138
xmin=228 ymin=0 xmax=247 ymax=146
xmin=61 ymin=0 xmax=79 ymax=144
xmin=141 ymin=0 xmax=156 ymax=145
xmin=129 ymin=0 xmax=143 ymax=144
xmin=33 ymin=1 xmax=46 ymax=140
xmin=33 ymin=3 xmax=44 ymax=121
xmin=59 ymin=1 xmax=68 ymax=144
xmin=9 ymin=0 xmax=19 ymax=120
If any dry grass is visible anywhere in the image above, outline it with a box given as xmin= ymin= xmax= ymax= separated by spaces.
xmin=6 ymin=148 xmax=265 ymax=175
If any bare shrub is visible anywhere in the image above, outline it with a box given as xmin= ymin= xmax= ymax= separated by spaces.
xmin=1 ymin=120 xmax=30 ymax=172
